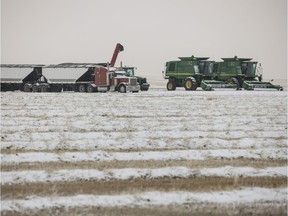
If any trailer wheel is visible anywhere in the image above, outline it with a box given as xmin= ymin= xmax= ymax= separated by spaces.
xmin=32 ymin=84 xmax=40 ymax=92
xmin=41 ymin=84 xmax=49 ymax=92
xmin=78 ymin=84 xmax=86 ymax=93
xmin=184 ymin=77 xmax=197 ymax=91
xmin=118 ymin=85 xmax=126 ymax=93
xmin=23 ymin=83 xmax=32 ymax=92
xmin=167 ymin=80 xmax=176 ymax=91
xmin=87 ymin=84 xmax=95 ymax=93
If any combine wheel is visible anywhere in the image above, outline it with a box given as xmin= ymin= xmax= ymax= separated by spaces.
xmin=78 ymin=84 xmax=86 ymax=93
xmin=118 ymin=85 xmax=126 ymax=93
xmin=23 ymin=83 xmax=32 ymax=92
xmin=229 ymin=77 xmax=240 ymax=90
xmin=184 ymin=77 xmax=197 ymax=91
xmin=167 ymin=80 xmax=176 ymax=91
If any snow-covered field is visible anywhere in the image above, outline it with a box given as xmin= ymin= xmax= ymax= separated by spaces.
xmin=1 ymin=89 xmax=287 ymax=215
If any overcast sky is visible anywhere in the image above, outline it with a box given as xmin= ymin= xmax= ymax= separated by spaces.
xmin=1 ymin=0 xmax=287 ymax=86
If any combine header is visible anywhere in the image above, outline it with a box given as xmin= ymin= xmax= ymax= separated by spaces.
xmin=163 ymin=55 xmax=283 ymax=91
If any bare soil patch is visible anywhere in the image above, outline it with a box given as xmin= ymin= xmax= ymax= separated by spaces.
xmin=2 ymin=202 xmax=287 ymax=216
xmin=2 ymin=177 xmax=286 ymax=200
xmin=2 ymin=159 xmax=286 ymax=172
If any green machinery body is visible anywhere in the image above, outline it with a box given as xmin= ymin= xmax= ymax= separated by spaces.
xmin=164 ymin=56 xmax=283 ymax=91
xmin=164 ymin=56 xmax=208 ymax=91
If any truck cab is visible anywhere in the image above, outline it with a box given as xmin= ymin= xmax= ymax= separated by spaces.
xmin=94 ymin=67 xmax=140 ymax=93
xmin=119 ymin=66 xmax=150 ymax=91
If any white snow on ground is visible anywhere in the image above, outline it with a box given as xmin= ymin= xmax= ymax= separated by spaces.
xmin=2 ymin=166 xmax=286 ymax=185
xmin=1 ymin=148 xmax=287 ymax=164
xmin=1 ymin=91 xmax=287 ymax=151
xmin=1 ymin=90 xmax=287 ymax=213
xmin=1 ymin=187 xmax=287 ymax=212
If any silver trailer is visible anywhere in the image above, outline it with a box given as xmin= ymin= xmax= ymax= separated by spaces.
xmin=0 ymin=63 xmax=98 ymax=92
xmin=0 ymin=64 xmax=45 ymax=91
xmin=42 ymin=63 xmax=98 ymax=92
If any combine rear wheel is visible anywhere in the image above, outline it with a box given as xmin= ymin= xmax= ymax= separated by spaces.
xmin=167 ymin=80 xmax=176 ymax=91
xmin=184 ymin=77 xmax=197 ymax=91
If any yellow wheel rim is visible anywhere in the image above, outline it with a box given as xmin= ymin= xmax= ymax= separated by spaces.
xmin=168 ymin=83 xmax=173 ymax=90
xmin=186 ymin=80 xmax=192 ymax=89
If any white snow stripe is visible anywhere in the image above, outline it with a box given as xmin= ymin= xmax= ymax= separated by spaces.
xmin=1 ymin=187 xmax=287 ymax=212
xmin=1 ymin=166 xmax=286 ymax=185
xmin=1 ymin=148 xmax=287 ymax=165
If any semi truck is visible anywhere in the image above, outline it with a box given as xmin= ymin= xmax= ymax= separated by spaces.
xmin=0 ymin=43 xmax=140 ymax=93
xmin=118 ymin=65 xmax=150 ymax=91
xmin=163 ymin=55 xmax=283 ymax=91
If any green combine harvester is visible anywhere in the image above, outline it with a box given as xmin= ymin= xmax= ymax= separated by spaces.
xmin=163 ymin=56 xmax=283 ymax=91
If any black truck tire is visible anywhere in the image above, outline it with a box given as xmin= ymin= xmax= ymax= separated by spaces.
xmin=23 ymin=83 xmax=32 ymax=92
xmin=32 ymin=84 xmax=40 ymax=92
xmin=41 ymin=84 xmax=49 ymax=92
xmin=78 ymin=84 xmax=86 ymax=93
xmin=118 ymin=85 xmax=126 ymax=93
xmin=87 ymin=84 xmax=95 ymax=93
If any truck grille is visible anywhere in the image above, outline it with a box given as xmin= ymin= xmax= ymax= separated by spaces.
xmin=130 ymin=78 xmax=137 ymax=86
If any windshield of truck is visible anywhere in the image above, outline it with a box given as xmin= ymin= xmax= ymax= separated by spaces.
xmin=126 ymin=68 xmax=134 ymax=76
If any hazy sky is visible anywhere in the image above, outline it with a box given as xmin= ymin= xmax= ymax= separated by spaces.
xmin=1 ymin=0 xmax=287 ymax=86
